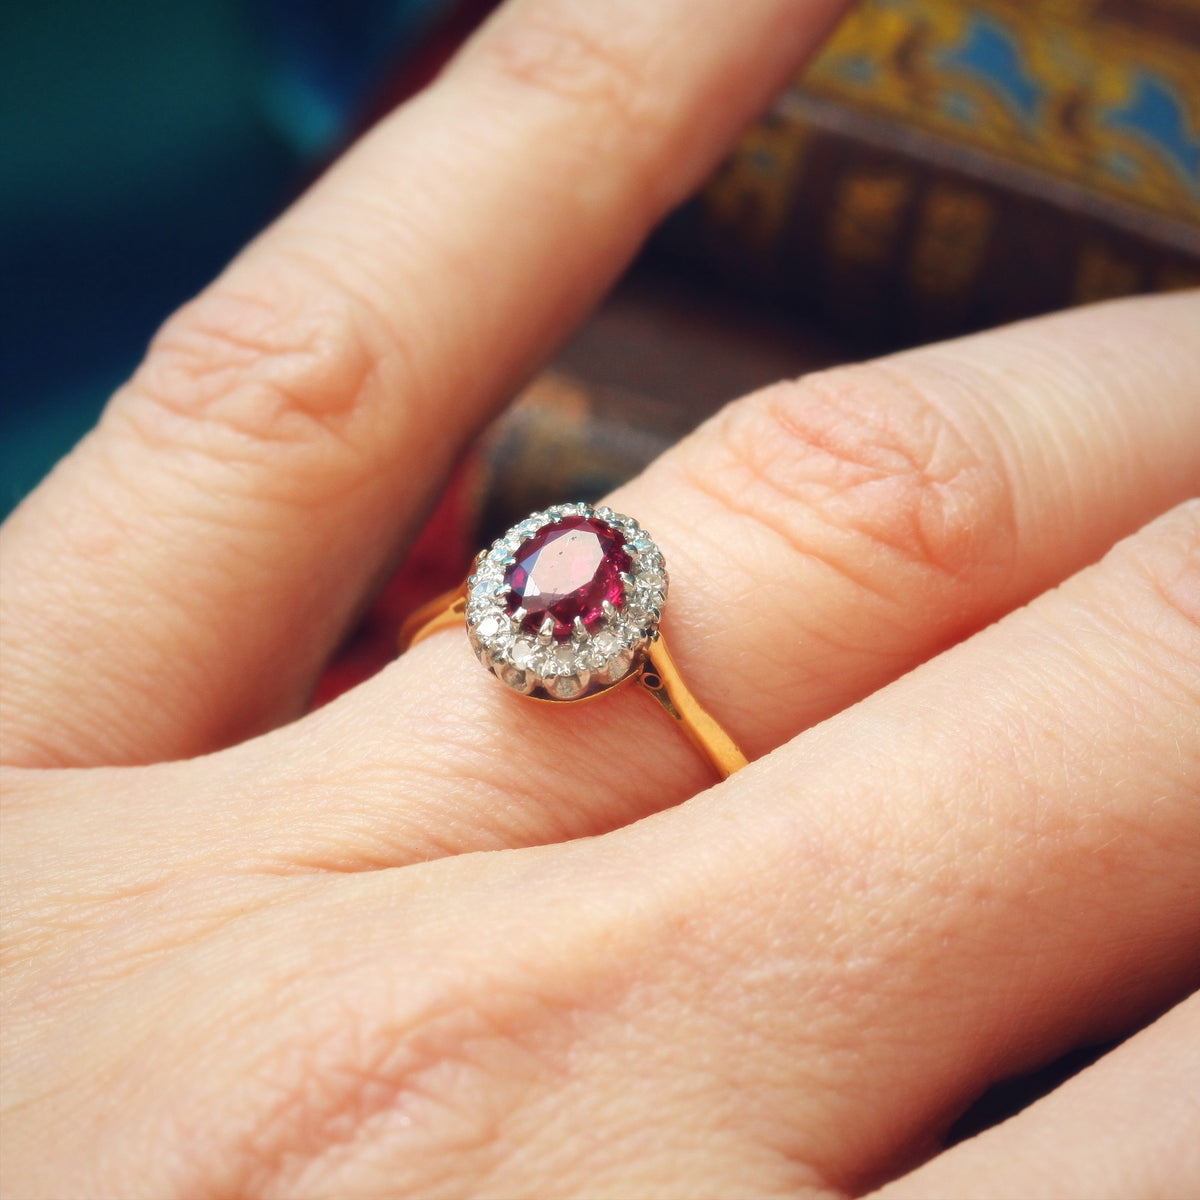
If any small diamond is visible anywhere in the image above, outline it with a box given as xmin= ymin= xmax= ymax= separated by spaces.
xmin=593 ymin=630 xmax=619 ymax=658
xmin=510 ymin=639 xmax=537 ymax=669
xmin=534 ymin=652 xmax=561 ymax=678
xmin=475 ymin=614 xmax=503 ymax=639
xmin=547 ymin=671 xmax=588 ymax=700
xmin=598 ymin=644 xmax=635 ymax=685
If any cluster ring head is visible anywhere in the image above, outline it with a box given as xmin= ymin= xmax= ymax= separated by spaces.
xmin=464 ymin=503 xmax=668 ymax=701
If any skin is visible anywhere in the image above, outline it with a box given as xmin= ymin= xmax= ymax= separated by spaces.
xmin=1 ymin=1 xmax=1197 ymax=1196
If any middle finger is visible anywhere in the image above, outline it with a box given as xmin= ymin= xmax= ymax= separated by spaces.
xmin=0 ymin=0 xmax=845 ymax=770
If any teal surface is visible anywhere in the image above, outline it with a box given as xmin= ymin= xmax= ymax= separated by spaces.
xmin=0 ymin=0 xmax=296 ymax=514
xmin=0 ymin=0 xmax=448 ymax=516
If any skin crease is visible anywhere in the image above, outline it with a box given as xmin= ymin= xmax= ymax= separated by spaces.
xmin=2 ymin=1 xmax=1199 ymax=1197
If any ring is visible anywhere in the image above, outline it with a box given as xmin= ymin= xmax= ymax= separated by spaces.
xmin=398 ymin=502 xmax=748 ymax=779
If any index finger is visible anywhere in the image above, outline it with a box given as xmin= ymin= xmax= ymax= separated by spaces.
xmin=0 ymin=0 xmax=848 ymax=769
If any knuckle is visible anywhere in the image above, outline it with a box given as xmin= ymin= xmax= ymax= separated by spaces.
xmin=1113 ymin=499 xmax=1200 ymax=667
xmin=468 ymin=6 xmax=668 ymax=207
xmin=233 ymin=995 xmax=506 ymax=1193
xmin=112 ymin=254 xmax=406 ymax=492
xmin=475 ymin=6 xmax=641 ymax=117
xmin=682 ymin=361 xmax=1017 ymax=586
xmin=219 ymin=924 xmax=615 ymax=1198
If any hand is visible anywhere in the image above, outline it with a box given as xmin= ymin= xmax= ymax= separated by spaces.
xmin=3 ymin=1 xmax=1198 ymax=1196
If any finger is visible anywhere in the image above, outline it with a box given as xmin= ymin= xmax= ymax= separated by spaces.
xmin=222 ymin=289 xmax=1200 ymax=871
xmin=596 ymin=500 xmax=1200 ymax=1194
xmin=870 ymin=993 xmax=1200 ymax=1199
xmin=0 ymin=0 xmax=848 ymax=769
xmin=17 ymin=291 xmax=1200 ymax=895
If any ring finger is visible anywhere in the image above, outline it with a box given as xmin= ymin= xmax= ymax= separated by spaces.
xmin=258 ymin=288 xmax=1200 ymax=865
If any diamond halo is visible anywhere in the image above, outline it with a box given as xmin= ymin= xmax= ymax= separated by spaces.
xmin=464 ymin=503 xmax=668 ymax=701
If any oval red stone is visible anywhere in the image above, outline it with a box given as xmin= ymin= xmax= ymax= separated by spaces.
xmin=504 ymin=515 xmax=631 ymax=641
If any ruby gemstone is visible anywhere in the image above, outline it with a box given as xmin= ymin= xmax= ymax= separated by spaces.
xmin=504 ymin=515 xmax=631 ymax=641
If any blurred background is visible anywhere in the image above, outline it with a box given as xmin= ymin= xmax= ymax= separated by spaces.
xmin=3 ymin=0 xmax=1198 ymax=521
xmin=1 ymin=0 xmax=475 ymax=512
